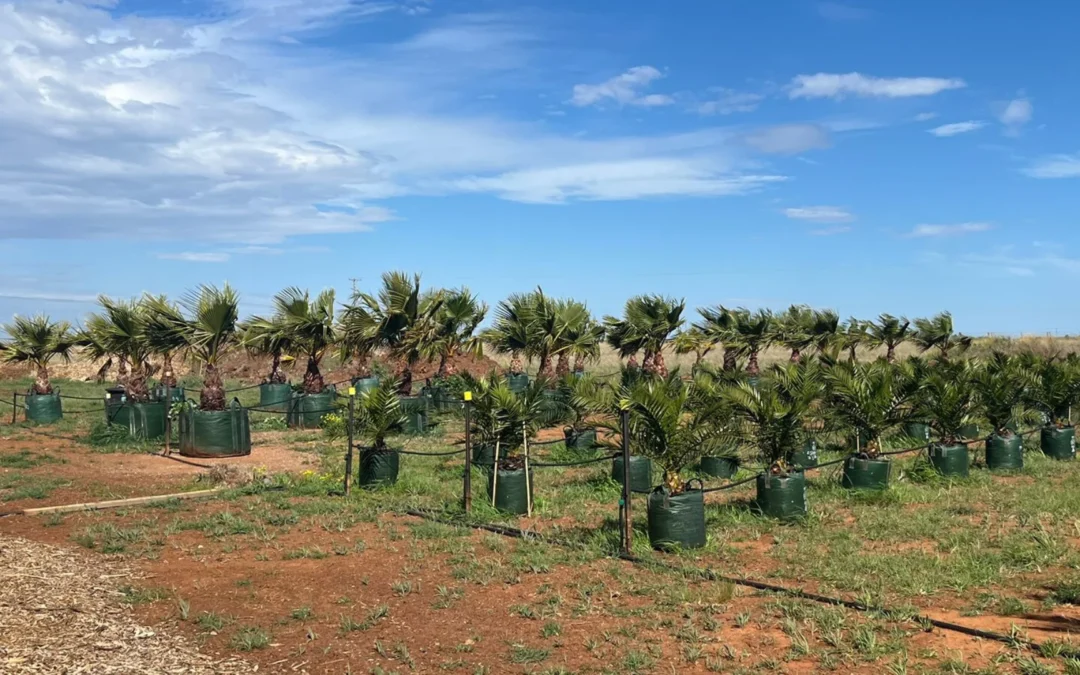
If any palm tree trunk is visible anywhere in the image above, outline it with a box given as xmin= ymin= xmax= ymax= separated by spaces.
xmin=126 ymin=363 xmax=151 ymax=403
xmin=555 ymin=353 xmax=570 ymax=378
xmin=95 ymin=358 xmax=112 ymax=384
xmin=352 ymin=352 xmax=372 ymax=379
xmin=642 ymin=351 xmax=656 ymax=376
xmin=268 ymin=351 xmax=288 ymax=384
xmin=538 ymin=353 xmax=555 ymax=379
xmin=573 ymin=354 xmax=585 ymax=374
xmin=33 ymin=364 xmax=51 ymax=395
xmin=722 ymin=346 xmax=737 ymax=371
xmin=509 ymin=352 xmax=523 ymax=375
xmin=848 ymin=345 xmax=858 ymax=363
xmin=302 ymin=354 xmax=324 ymax=394
xmin=653 ymin=351 xmax=669 ymax=378
xmin=663 ymin=469 xmax=681 ymax=494
xmin=200 ymin=364 xmax=226 ymax=411
xmin=444 ymin=352 xmax=459 ymax=377
xmin=398 ymin=365 xmax=413 ymax=395
xmin=161 ymin=352 xmax=178 ymax=388
xmin=789 ymin=348 xmax=801 ymax=363
xmin=748 ymin=348 xmax=761 ymax=376
xmin=118 ymin=355 xmax=130 ymax=386
xmin=626 ymin=353 xmax=640 ymax=371
xmin=885 ymin=344 xmax=896 ymax=363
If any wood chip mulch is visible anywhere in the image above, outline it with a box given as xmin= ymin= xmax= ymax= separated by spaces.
xmin=0 ymin=533 xmax=253 ymax=674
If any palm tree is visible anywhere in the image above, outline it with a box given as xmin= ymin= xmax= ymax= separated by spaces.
xmin=74 ymin=326 xmax=116 ymax=384
xmin=913 ymin=312 xmax=972 ymax=359
xmin=732 ymin=309 xmax=774 ymax=376
xmin=482 ymin=292 xmax=535 ymax=377
xmin=272 ymin=287 xmax=337 ymax=395
xmin=238 ymin=315 xmax=292 ymax=385
xmin=142 ymin=295 xmax=187 ymax=389
xmin=696 ymin=305 xmax=745 ymax=371
xmin=974 ymin=353 xmax=1039 ymax=437
xmin=772 ymin=305 xmax=817 ymax=363
xmin=424 ymin=288 xmax=487 ymax=379
xmin=83 ymin=297 xmax=154 ymax=402
xmin=604 ymin=295 xmax=685 ymax=377
xmin=673 ymin=327 xmax=716 ymax=369
xmin=338 ymin=294 xmax=379 ymax=380
xmin=837 ymin=317 xmax=870 ymax=363
xmin=867 ymin=314 xmax=912 ymax=363
xmin=825 ymin=361 xmax=918 ymax=455
xmin=911 ymin=359 xmax=979 ymax=445
xmin=1025 ymin=355 xmax=1080 ymax=428
xmin=550 ymin=299 xmax=602 ymax=377
xmin=176 ymin=284 xmax=241 ymax=411
xmin=0 ymin=315 xmax=76 ymax=395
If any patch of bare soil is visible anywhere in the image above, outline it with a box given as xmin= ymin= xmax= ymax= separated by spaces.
xmin=0 ymin=533 xmax=251 ymax=674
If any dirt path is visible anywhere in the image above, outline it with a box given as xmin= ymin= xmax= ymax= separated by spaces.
xmin=0 ymin=533 xmax=253 ymax=674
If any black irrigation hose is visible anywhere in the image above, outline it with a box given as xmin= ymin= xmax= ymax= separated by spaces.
xmin=402 ymin=508 xmax=1054 ymax=659
xmin=376 ymin=447 xmax=469 ymax=457
xmin=156 ymin=453 xmax=213 ymax=469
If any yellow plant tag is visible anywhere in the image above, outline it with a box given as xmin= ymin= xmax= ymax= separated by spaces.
xmin=464 ymin=391 xmax=473 ymax=401
xmin=348 ymin=387 xmax=356 ymax=397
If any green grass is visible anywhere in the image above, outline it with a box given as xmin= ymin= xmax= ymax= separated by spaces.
xmin=230 ymin=626 xmax=270 ymax=651
xmin=0 ymin=450 xmax=61 ymax=469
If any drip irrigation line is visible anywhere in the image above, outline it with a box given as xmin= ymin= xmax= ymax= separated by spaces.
xmin=351 ymin=446 xmax=468 ymax=457
xmin=701 ymin=475 xmax=759 ymax=493
xmin=156 ymin=453 xmax=213 ymax=469
xmin=402 ymin=508 xmax=1055 ymax=659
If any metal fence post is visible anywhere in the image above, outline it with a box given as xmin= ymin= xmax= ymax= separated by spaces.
xmin=463 ymin=391 xmax=473 ymax=514
xmin=11 ymin=392 xmax=17 ymax=424
xmin=620 ymin=408 xmax=632 ymax=557
xmin=163 ymin=383 xmax=172 ymax=455
xmin=344 ymin=387 xmax=356 ymax=496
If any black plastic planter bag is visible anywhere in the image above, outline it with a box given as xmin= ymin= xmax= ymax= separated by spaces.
xmin=179 ymin=400 xmax=252 ymax=458
xmin=420 ymin=385 xmax=455 ymax=414
xmin=24 ymin=392 xmax=62 ymax=424
xmin=699 ymin=456 xmax=739 ymax=479
xmin=352 ymin=377 xmax=379 ymax=395
xmin=399 ymin=396 xmax=429 ymax=434
xmin=929 ymin=444 xmax=969 ymax=478
xmin=903 ymin=422 xmax=932 ymax=442
xmin=790 ymin=438 xmax=818 ymax=469
xmin=359 ymin=448 xmax=400 ymax=488
xmin=1041 ymin=426 xmax=1076 ymax=461
xmin=152 ymin=385 xmax=185 ymax=404
xmin=612 ymin=455 xmax=653 ymax=493
xmin=507 ymin=373 xmax=530 ymax=394
xmin=472 ymin=443 xmax=495 ymax=471
xmin=841 ymin=456 xmax=890 ymax=490
xmin=647 ymin=486 xmax=706 ymax=551
xmin=487 ymin=467 xmax=533 ymax=515
xmin=287 ymin=389 xmax=336 ymax=429
xmin=986 ymin=433 xmax=1023 ymax=471
xmin=754 ymin=471 xmax=807 ymax=521
xmin=258 ymin=383 xmax=293 ymax=412
xmin=563 ymin=428 xmax=597 ymax=452
xmin=110 ymin=401 xmax=167 ymax=440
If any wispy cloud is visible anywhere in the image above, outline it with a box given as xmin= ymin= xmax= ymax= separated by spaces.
xmin=816 ymin=2 xmax=870 ymax=20
xmin=1024 ymin=154 xmax=1080 ymax=179
xmin=570 ymin=66 xmax=674 ymax=108
xmin=157 ymin=252 xmax=231 ymax=263
xmin=695 ymin=89 xmax=763 ymax=116
xmin=811 ymin=225 xmax=852 ymax=236
xmin=914 ymin=112 xmax=938 ymax=122
xmin=928 ymin=121 xmax=986 ymax=137
xmin=783 ymin=206 xmax=855 ymax=223
xmin=997 ymin=96 xmax=1033 ymax=135
xmin=788 ymin=72 xmax=966 ymax=99
xmin=909 ymin=222 xmax=992 ymax=238
xmin=743 ymin=124 xmax=830 ymax=155
xmin=0 ymin=290 xmax=97 ymax=304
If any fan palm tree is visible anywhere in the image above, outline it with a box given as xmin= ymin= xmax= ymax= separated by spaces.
xmin=731 ymin=308 xmax=774 ymax=376
xmin=176 ymin=284 xmax=241 ymax=411
xmin=913 ymin=312 xmax=972 ymax=359
xmin=772 ymin=305 xmax=818 ymax=363
xmin=867 ymin=314 xmax=912 ymax=363
xmin=337 ymin=293 xmax=379 ymax=380
xmin=0 ymin=315 xmax=77 ymax=395
xmin=142 ymin=295 xmax=187 ymax=389
xmin=272 ymin=287 xmax=337 ymax=395
xmin=74 ymin=325 xmax=116 ymax=384
xmin=837 ymin=317 xmax=870 ymax=363
xmin=482 ymin=292 xmax=535 ymax=377
xmin=423 ymin=287 xmax=487 ymax=379
xmin=550 ymin=299 xmax=601 ymax=377
xmin=83 ymin=297 xmax=154 ymax=402
xmin=825 ymin=361 xmax=918 ymax=455
xmin=724 ymin=362 xmax=825 ymax=470
xmin=672 ymin=327 xmax=716 ymax=368
xmin=604 ymin=295 xmax=685 ymax=377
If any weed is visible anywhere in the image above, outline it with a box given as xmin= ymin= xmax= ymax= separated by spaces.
xmin=509 ymin=644 xmax=550 ymax=665
xmin=231 ymin=626 xmax=270 ymax=651
xmin=290 ymin=606 xmax=314 ymax=621
xmin=197 ymin=612 xmax=226 ymax=632
xmin=540 ymin=621 xmax=561 ymax=638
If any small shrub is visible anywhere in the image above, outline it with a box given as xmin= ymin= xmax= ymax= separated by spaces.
xmin=322 ymin=413 xmax=347 ymax=441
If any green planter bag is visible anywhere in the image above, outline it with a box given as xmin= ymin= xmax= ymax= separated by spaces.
xmin=24 ymin=392 xmax=62 ymax=424
xmin=986 ymin=432 xmax=1023 ymax=471
xmin=699 ymin=456 xmax=739 ymax=479
xmin=563 ymin=428 xmax=597 ymax=452
xmin=790 ymin=438 xmax=818 ymax=469
xmin=929 ymin=444 xmax=969 ymax=478
xmin=472 ymin=443 xmax=495 ymax=471
xmin=287 ymin=389 xmax=337 ymax=429
xmin=399 ymin=396 xmax=429 ymax=434
xmin=754 ymin=471 xmax=806 ymax=521
xmin=507 ymin=373 xmax=529 ymax=394
xmin=903 ymin=422 xmax=932 ymax=442
xmin=612 ymin=455 xmax=653 ymax=493
xmin=352 ymin=376 xmax=379 ymax=395
xmin=1041 ymin=426 xmax=1076 ymax=461
xmin=258 ymin=383 xmax=293 ymax=411
xmin=487 ymin=467 xmax=533 ymax=515
xmin=178 ymin=399 xmax=252 ymax=458
xmin=109 ymin=401 xmax=167 ymax=440
xmin=647 ymin=485 xmax=706 ymax=551
xmin=841 ymin=456 xmax=890 ymax=490
xmin=359 ymin=448 xmax=400 ymax=488
xmin=152 ymin=385 xmax=186 ymax=404
xmin=959 ymin=423 xmax=981 ymax=440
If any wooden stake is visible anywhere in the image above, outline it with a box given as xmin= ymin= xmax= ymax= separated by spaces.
xmin=522 ymin=422 xmax=532 ymax=517
xmin=491 ymin=439 xmax=501 ymax=507
xmin=463 ymin=393 xmax=473 ymax=514
xmin=21 ymin=489 xmax=225 ymax=516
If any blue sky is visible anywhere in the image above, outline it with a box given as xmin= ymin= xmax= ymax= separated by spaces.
xmin=1 ymin=0 xmax=1078 ymax=335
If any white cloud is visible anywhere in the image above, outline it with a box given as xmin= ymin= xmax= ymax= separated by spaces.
xmin=0 ymin=290 xmax=98 ymax=304
xmin=783 ymin=206 xmax=854 ymax=223
xmin=695 ymin=89 xmax=763 ymax=115
xmin=998 ymin=96 xmax=1033 ymax=135
xmin=788 ymin=72 xmax=966 ymax=99
xmin=914 ymin=112 xmax=938 ymax=122
xmin=1024 ymin=154 xmax=1080 ymax=179
xmin=157 ymin=252 xmax=231 ymax=263
xmin=928 ymin=121 xmax=986 ymax=137
xmin=743 ymin=124 xmax=830 ymax=154
xmin=909 ymin=222 xmax=992 ymax=237
xmin=570 ymin=66 xmax=673 ymax=108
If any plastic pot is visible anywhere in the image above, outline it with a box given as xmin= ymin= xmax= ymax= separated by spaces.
xmin=399 ymin=396 xmax=429 ymax=435
xmin=287 ymin=389 xmax=337 ymax=429
xmin=507 ymin=373 xmax=530 ymax=394
xmin=352 ymin=376 xmax=379 ymax=395
xmin=647 ymin=487 xmax=706 ymax=551
xmin=611 ymin=455 xmax=653 ymax=493
xmin=929 ymin=443 xmax=969 ymax=478
xmin=109 ymin=401 xmax=167 ymax=440
xmin=790 ymin=438 xmax=819 ymax=470
xmin=699 ymin=456 xmax=739 ymax=479
xmin=24 ymin=392 xmax=62 ymax=424
xmin=986 ymin=432 xmax=1024 ymax=471
xmin=563 ymin=428 xmax=597 ymax=452
xmin=903 ymin=422 xmax=931 ymax=442
xmin=359 ymin=448 xmax=400 ymax=488
xmin=258 ymin=383 xmax=292 ymax=412
xmin=754 ymin=471 xmax=807 ymax=521
xmin=487 ymin=467 xmax=533 ymax=515
xmin=841 ymin=456 xmax=890 ymax=490
xmin=1040 ymin=426 xmax=1076 ymax=461
xmin=178 ymin=400 xmax=252 ymax=458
